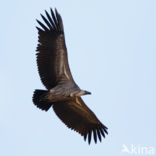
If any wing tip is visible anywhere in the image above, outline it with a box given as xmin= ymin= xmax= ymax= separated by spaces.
xmin=83 ymin=123 xmax=108 ymax=145
xmin=36 ymin=7 xmax=64 ymax=34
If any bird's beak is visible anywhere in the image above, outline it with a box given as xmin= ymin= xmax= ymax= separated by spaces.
xmin=85 ymin=91 xmax=91 ymax=95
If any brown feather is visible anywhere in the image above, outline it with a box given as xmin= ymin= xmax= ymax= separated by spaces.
xmin=33 ymin=8 xmax=108 ymax=144
xmin=36 ymin=9 xmax=74 ymax=89
xmin=52 ymin=97 xmax=108 ymax=144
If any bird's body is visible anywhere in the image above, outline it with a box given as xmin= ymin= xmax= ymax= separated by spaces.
xmin=47 ymin=81 xmax=81 ymax=102
xmin=33 ymin=8 xmax=108 ymax=144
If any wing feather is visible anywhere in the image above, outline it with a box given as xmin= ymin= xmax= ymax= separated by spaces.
xmin=36 ymin=9 xmax=74 ymax=89
xmin=52 ymin=97 xmax=108 ymax=144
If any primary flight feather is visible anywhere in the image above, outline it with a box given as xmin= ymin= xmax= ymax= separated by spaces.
xmin=33 ymin=8 xmax=108 ymax=144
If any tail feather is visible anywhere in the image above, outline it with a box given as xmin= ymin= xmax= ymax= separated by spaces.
xmin=32 ymin=89 xmax=52 ymax=111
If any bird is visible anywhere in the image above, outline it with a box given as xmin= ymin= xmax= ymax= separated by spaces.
xmin=32 ymin=8 xmax=108 ymax=144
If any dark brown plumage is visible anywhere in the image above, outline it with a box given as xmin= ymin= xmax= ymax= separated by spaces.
xmin=33 ymin=8 xmax=108 ymax=144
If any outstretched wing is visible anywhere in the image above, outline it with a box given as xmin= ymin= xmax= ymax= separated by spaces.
xmin=53 ymin=97 xmax=108 ymax=144
xmin=36 ymin=8 xmax=74 ymax=89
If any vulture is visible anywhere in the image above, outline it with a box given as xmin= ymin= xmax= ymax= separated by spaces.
xmin=33 ymin=8 xmax=108 ymax=144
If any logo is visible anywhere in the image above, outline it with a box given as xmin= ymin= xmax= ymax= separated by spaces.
xmin=121 ymin=144 xmax=155 ymax=155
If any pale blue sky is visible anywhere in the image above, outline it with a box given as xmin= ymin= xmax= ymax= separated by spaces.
xmin=0 ymin=0 xmax=156 ymax=155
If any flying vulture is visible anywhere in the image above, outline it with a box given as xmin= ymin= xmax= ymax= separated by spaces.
xmin=33 ymin=8 xmax=108 ymax=144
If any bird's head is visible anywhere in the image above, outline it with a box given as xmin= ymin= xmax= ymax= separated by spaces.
xmin=76 ymin=90 xmax=91 ymax=96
